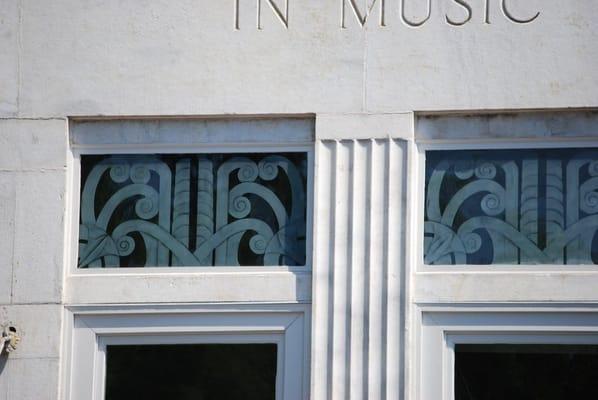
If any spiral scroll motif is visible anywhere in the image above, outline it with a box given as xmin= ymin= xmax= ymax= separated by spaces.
xmin=229 ymin=196 xmax=252 ymax=219
xmin=425 ymin=149 xmax=598 ymax=265
xmin=116 ymin=236 xmax=136 ymax=256
xmin=237 ymin=162 xmax=259 ymax=182
xmin=130 ymin=164 xmax=152 ymax=184
xmin=78 ymin=153 xmax=307 ymax=268
xmin=581 ymin=190 xmax=598 ymax=215
xmin=258 ymin=158 xmax=280 ymax=181
xmin=461 ymin=232 xmax=482 ymax=254
xmin=481 ymin=193 xmax=504 ymax=216
xmin=109 ymin=163 xmax=130 ymax=183
xmin=454 ymin=160 xmax=474 ymax=180
xmin=135 ymin=194 xmax=159 ymax=220
xmin=475 ymin=162 xmax=497 ymax=179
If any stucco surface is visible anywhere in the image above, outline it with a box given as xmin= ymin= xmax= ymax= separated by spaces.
xmin=0 ymin=120 xmax=65 ymax=400
xmin=0 ymin=1 xmax=18 ymax=116
xmin=366 ymin=0 xmax=598 ymax=111
xmin=0 ymin=173 xmax=15 ymax=305
xmin=18 ymin=0 xmax=364 ymax=117
xmin=4 ymin=0 xmax=596 ymax=118
xmin=0 ymin=119 xmax=66 ymax=170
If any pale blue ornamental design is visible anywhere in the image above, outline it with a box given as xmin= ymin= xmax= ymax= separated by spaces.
xmin=78 ymin=153 xmax=307 ymax=268
xmin=424 ymin=149 xmax=598 ymax=265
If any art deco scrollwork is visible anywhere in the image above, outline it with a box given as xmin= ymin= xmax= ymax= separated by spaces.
xmin=424 ymin=149 xmax=598 ymax=265
xmin=78 ymin=153 xmax=307 ymax=267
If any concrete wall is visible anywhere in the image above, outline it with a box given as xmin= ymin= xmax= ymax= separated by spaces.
xmin=2 ymin=0 xmax=597 ymax=118
xmin=0 ymin=119 xmax=66 ymax=400
xmin=0 ymin=1 xmax=597 ymax=399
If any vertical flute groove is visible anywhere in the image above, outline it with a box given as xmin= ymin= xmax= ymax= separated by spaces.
xmin=312 ymin=138 xmax=407 ymax=400
xmin=331 ymin=141 xmax=351 ymax=400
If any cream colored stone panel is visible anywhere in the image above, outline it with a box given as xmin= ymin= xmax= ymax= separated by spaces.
xmin=0 ymin=1 xmax=19 ymax=116
xmin=0 ymin=119 xmax=66 ymax=170
xmin=0 ymin=305 xmax=61 ymax=359
xmin=366 ymin=0 xmax=598 ymax=112
xmin=0 ymin=174 xmax=15 ymax=304
xmin=18 ymin=0 xmax=365 ymax=117
xmin=12 ymin=171 xmax=65 ymax=304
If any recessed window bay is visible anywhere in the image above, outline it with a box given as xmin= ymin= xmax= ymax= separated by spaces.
xmin=424 ymin=148 xmax=598 ymax=265
xmin=78 ymin=153 xmax=307 ymax=268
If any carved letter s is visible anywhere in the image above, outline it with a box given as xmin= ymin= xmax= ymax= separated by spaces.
xmin=446 ymin=0 xmax=472 ymax=26
xmin=501 ymin=0 xmax=540 ymax=24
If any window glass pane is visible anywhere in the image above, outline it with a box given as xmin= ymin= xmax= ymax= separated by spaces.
xmin=105 ymin=344 xmax=277 ymax=400
xmin=78 ymin=153 xmax=307 ymax=268
xmin=424 ymin=148 xmax=598 ymax=265
xmin=455 ymin=344 xmax=598 ymax=399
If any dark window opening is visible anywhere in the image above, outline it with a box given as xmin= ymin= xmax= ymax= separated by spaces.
xmin=455 ymin=343 xmax=598 ymax=400
xmin=105 ymin=343 xmax=277 ymax=400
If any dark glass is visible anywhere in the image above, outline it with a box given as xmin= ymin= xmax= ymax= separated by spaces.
xmin=105 ymin=343 xmax=277 ymax=400
xmin=79 ymin=153 xmax=308 ymax=267
xmin=424 ymin=148 xmax=598 ymax=265
xmin=455 ymin=344 xmax=598 ymax=400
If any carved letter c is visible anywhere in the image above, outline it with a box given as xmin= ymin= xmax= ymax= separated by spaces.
xmin=501 ymin=0 xmax=540 ymax=24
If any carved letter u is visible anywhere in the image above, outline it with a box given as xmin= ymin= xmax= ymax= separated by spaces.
xmin=401 ymin=0 xmax=432 ymax=27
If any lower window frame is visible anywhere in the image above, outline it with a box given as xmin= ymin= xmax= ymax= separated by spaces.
xmin=64 ymin=304 xmax=310 ymax=400
xmin=417 ymin=307 xmax=598 ymax=400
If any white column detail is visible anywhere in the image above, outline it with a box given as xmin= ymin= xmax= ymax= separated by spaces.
xmin=312 ymin=139 xmax=407 ymax=400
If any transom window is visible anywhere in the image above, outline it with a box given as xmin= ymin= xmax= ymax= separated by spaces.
xmin=78 ymin=152 xmax=308 ymax=268
xmin=424 ymin=148 xmax=598 ymax=265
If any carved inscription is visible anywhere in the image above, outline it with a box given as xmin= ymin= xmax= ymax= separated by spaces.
xmin=342 ymin=0 xmax=386 ymax=28
xmin=234 ymin=0 xmax=540 ymax=29
xmin=501 ymin=0 xmax=540 ymax=24
xmin=446 ymin=0 xmax=472 ymax=26
xmin=235 ymin=0 xmax=289 ymax=30
xmin=341 ymin=0 xmax=539 ymax=28
xmin=400 ymin=0 xmax=432 ymax=27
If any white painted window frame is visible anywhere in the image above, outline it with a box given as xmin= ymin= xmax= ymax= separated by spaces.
xmin=63 ymin=304 xmax=310 ymax=400
xmin=417 ymin=306 xmax=598 ymax=400
xmin=67 ymin=143 xmax=314 ymax=274
xmin=63 ymin=118 xmax=315 ymax=304
xmin=409 ymin=125 xmax=598 ymax=400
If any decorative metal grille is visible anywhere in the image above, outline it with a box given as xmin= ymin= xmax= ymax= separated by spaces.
xmin=424 ymin=149 xmax=598 ymax=265
xmin=78 ymin=153 xmax=307 ymax=268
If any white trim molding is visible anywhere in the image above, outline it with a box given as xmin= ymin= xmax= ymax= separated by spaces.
xmin=65 ymin=118 xmax=315 ymax=304
xmin=415 ymin=110 xmax=598 ymax=142
xmin=416 ymin=305 xmax=598 ymax=400
xmin=64 ymin=303 xmax=310 ymax=400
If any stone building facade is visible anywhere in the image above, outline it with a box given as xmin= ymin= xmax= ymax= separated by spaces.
xmin=0 ymin=1 xmax=597 ymax=399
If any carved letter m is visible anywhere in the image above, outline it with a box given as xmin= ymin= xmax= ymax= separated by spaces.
xmin=342 ymin=0 xmax=386 ymax=28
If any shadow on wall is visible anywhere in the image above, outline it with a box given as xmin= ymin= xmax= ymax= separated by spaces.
xmin=0 ymin=353 xmax=7 ymax=375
